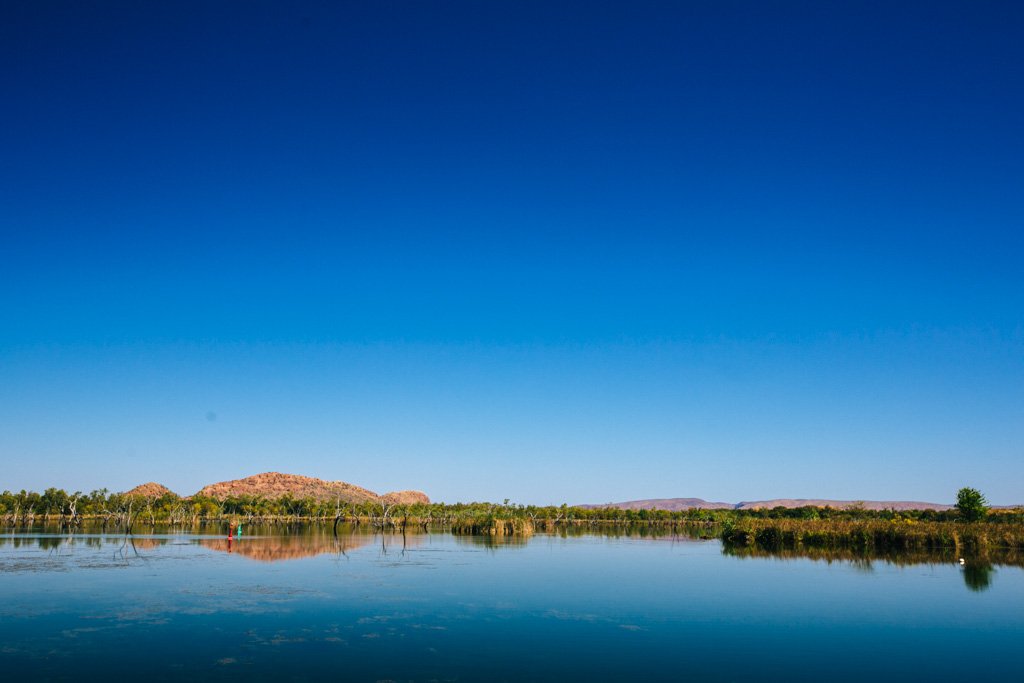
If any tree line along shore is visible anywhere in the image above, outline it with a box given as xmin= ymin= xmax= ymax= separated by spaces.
xmin=2 ymin=486 xmax=1023 ymax=555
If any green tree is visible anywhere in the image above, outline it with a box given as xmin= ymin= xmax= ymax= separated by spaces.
xmin=955 ymin=487 xmax=989 ymax=522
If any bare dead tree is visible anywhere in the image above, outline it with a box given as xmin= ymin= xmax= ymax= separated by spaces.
xmin=63 ymin=494 xmax=81 ymax=529
xmin=332 ymin=501 xmax=351 ymax=537
xmin=374 ymin=497 xmax=396 ymax=530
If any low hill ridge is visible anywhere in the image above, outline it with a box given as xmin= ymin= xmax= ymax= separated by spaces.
xmin=580 ymin=497 xmax=955 ymax=511
xmin=194 ymin=472 xmax=429 ymax=505
xmin=735 ymin=498 xmax=951 ymax=511
xmin=579 ymin=497 xmax=734 ymax=511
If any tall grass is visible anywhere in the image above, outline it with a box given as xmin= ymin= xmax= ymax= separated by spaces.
xmin=718 ymin=517 xmax=1024 ymax=554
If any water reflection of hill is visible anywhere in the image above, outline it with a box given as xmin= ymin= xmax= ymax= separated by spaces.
xmin=199 ymin=531 xmax=424 ymax=562
xmin=128 ymin=537 xmax=169 ymax=551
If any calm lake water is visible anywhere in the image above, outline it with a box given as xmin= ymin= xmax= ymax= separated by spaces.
xmin=1 ymin=526 xmax=1022 ymax=682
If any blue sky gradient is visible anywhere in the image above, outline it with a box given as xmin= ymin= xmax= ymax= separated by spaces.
xmin=2 ymin=1 xmax=1022 ymax=503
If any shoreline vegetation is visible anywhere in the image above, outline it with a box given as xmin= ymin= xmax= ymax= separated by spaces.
xmin=2 ymin=487 xmax=1023 ymax=556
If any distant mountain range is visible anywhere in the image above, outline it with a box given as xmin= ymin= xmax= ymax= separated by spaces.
xmin=120 ymin=478 xmax=1017 ymax=511
xmin=578 ymin=497 xmax=958 ymax=511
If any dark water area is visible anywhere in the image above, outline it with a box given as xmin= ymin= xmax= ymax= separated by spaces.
xmin=1 ymin=526 xmax=1022 ymax=682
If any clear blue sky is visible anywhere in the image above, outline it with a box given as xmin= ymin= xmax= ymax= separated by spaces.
xmin=2 ymin=1 xmax=1022 ymax=504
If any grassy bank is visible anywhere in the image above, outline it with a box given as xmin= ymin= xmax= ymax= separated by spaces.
xmin=719 ymin=517 xmax=1024 ymax=554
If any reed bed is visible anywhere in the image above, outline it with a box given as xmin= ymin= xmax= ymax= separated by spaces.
xmin=719 ymin=518 xmax=1024 ymax=554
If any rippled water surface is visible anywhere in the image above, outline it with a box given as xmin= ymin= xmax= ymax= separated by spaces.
xmin=1 ymin=527 xmax=1022 ymax=681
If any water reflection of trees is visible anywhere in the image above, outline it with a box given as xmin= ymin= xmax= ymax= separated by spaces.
xmin=0 ymin=533 xmax=171 ymax=563
xmin=453 ymin=534 xmax=530 ymax=550
xmin=721 ymin=543 xmax=1017 ymax=592
xmin=0 ymin=534 xmax=172 ymax=550
xmin=961 ymin=562 xmax=996 ymax=592
xmin=2 ymin=526 xmax=1017 ymax=592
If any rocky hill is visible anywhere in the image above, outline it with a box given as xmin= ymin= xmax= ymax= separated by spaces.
xmin=194 ymin=472 xmax=429 ymax=505
xmin=381 ymin=490 xmax=431 ymax=505
xmin=123 ymin=482 xmax=177 ymax=498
